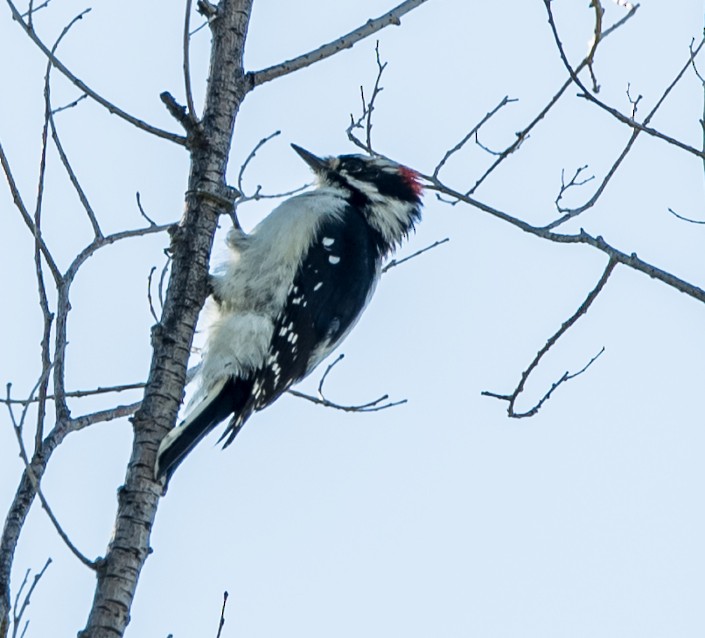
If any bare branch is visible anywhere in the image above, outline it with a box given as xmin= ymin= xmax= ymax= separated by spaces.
xmin=667 ymin=207 xmax=705 ymax=225
xmin=422 ymin=177 xmax=705 ymax=303
xmin=5 ymin=380 xmax=97 ymax=570
xmin=44 ymin=13 xmax=103 ymax=238
xmin=483 ymin=348 xmax=606 ymax=418
xmin=236 ymin=130 xmax=281 ymax=195
xmin=433 ymin=96 xmax=518 ymax=180
xmin=543 ymin=0 xmax=705 ymax=160
xmin=347 ymin=43 xmax=387 ymax=154
xmin=0 ymin=382 xmax=147 ymax=406
xmin=482 ymin=259 xmax=617 ymax=417
xmin=463 ymin=2 xmax=640 ymax=197
xmin=288 ymin=354 xmax=407 ymax=413
xmin=5 ymin=0 xmax=187 ymax=146
xmin=586 ymin=0 xmax=605 ymax=93
xmin=34 ymin=58 xmax=55 ymax=451
xmin=11 ymin=558 xmax=51 ymax=638
xmin=232 ymin=131 xmax=310 ymax=224
xmin=71 ymin=401 xmax=142 ymax=430
xmin=249 ymin=0 xmax=430 ymax=87
xmin=626 ymin=82 xmax=642 ymax=119
xmin=0 ymin=141 xmax=61 ymax=283
xmin=382 ymin=238 xmax=450 ymax=273
xmin=49 ymin=116 xmax=101 ymax=236
xmin=136 ymin=192 xmax=158 ymax=227
xmin=64 ymin=222 xmax=172 ymax=285
xmin=51 ymin=93 xmax=87 ymax=115
xmin=539 ymin=23 xmax=705 ymax=229
xmin=21 ymin=0 xmax=53 ymax=21
xmin=160 ymin=91 xmax=202 ymax=144
xmin=183 ymin=0 xmax=197 ymax=121
xmin=147 ymin=267 xmax=160 ymax=323
xmin=553 ymin=165 xmax=595 ymax=213
xmin=215 ymin=591 xmax=228 ymax=638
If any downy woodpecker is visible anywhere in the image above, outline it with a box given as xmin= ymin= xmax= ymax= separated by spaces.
xmin=155 ymin=145 xmax=423 ymax=482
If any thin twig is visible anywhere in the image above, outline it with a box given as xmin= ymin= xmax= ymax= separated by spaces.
xmin=51 ymin=93 xmax=87 ymax=115
xmin=158 ymin=252 xmax=172 ymax=311
xmin=49 ymin=115 xmax=102 ymax=236
xmin=382 ymin=238 xmax=449 ymax=273
xmin=422 ymin=176 xmax=705 ymax=303
xmin=232 ymin=131 xmax=312 ymax=224
xmin=432 ymin=96 xmax=517 ymax=180
xmin=667 ymin=207 xmax=705 ymax=224
xmin=136 ymin=192 xmax=158 ymax=226
xmin=5 ymin=379 xmax=98 ymax=569
xmin=215 ymin=591 xmax=228 ymax=638
xmin=147 ymin=267 xmax=160 ymax=323
xmin=0 ymin=382 xmax=147 ymax=405
xmin=183 ymin=0 xmax=197 ymax=120
xmin=554 ymin=165 xmax=595 ymax=213
xmin=237 ymin=130 xmax=281 ymax=195
xmin=288 ymin=354 xmax=407 ymax=413
xmin=459 ymin=3 xmax=641 ymax=197
xmin=0 ymin=141 xmax=61 ymax=283
xmin=544 ymin=1 xmax=705 ymax=160
xmin=34 ymin=50 xmax=55 ymax=451
xmin=11 ymin=558 xmax=51 ymax=638
xmin=586 ymin=0 xmax=605 ymax=92
xmin=45 ymin=12 xmax=103 ymax=238
xmin=347 ymin=43 xmax=387 ymax=154
xmin=289 ymin=389 xmax=407 ymax=413
xmin=539 ymin=16 xmax=705 ymax=229
xmin=21 ymin=0 xmax=52 ymax=20
xmin=626 ymin=82 xmax=642 ymax=119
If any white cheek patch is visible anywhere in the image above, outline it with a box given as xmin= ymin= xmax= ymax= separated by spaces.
xmin=340 ymin=174 xmax=417 ymax=249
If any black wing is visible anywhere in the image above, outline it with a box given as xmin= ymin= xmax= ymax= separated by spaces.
xmin=221 ymin=206 xmax=380 ymax=445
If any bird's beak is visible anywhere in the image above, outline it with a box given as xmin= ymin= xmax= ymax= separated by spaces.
xmin=291 ymin=144 xmax=327 ymax=172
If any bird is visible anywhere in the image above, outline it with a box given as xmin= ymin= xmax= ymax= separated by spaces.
xmin=155 ymin=145 xmax=423 ymax=482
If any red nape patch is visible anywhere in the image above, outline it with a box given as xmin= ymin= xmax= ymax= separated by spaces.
xmin=399 ymin=166 xmax=424 ymax=197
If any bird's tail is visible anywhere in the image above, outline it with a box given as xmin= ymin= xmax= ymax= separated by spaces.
xmin=155 ymin=377 xmax=247 ymax=483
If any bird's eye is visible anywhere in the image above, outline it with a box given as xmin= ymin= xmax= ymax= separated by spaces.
xmin=344 ymin=158 xmax=365 ymax=174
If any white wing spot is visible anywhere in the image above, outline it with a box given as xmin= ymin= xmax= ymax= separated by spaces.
xmin=328 ymin=255 xmax=340 ymax=265
xmin=322 ymin=237 xmax=335 ymax=247
xmin=314 ymin=282 xmax=323 ymax=291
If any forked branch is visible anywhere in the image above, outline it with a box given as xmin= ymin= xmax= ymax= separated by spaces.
xmin=5 ymin=0 xmax=186 ymax=145
xmin=482 ymin=259 xmax=617 ymax=417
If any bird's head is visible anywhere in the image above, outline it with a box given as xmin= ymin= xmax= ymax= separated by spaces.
xmin=291 ymin=144 xmax=423 ymax=251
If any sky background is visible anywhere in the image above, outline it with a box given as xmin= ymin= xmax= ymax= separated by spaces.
xmin=1 ymin=0 xmax=705 ymax=636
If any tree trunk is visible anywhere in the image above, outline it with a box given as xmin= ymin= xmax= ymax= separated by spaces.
xmin=79 ymin=2 xmax=254 ymax=635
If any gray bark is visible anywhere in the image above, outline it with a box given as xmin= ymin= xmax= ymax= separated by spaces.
xmin=79 ymin=2 xmax=254 ymax=635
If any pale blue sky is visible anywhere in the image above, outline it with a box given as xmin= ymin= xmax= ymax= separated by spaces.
xmin=1 ymin=1 xmax=704 ymax=636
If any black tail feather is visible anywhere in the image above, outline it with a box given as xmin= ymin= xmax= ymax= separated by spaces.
xmin=156 ymin=377 xmax=252 ymax=482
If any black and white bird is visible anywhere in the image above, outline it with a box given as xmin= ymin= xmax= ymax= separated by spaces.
xmin=155 ymin=145 xmax=423 ymax=482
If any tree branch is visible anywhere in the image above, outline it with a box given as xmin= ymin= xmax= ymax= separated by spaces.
xmin=5 ymin=0 xmax=187 ymax=146
xmin=423 ymin=176 xmax=705 ymax=303
xmin=249 ymin=0 xmax=430 ymax=87
xmin=288 ymin=354 xmax=407 ymax=413
xmin=543 ymin=0 xmax=705 ymax=160
xmin=482 ymin=259 xmax=617 ymax=417
xmin=10 ymin=558 xmax=51 ymax=638
xmin=183 ymin=0 xmax=197 ymax=121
